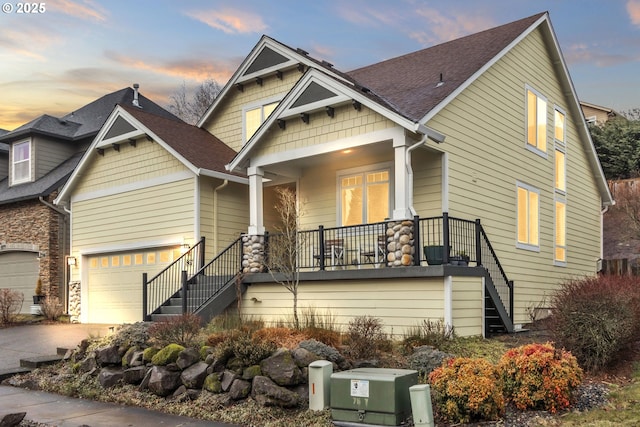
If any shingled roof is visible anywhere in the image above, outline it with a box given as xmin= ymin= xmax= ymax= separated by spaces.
xmin=120 ymin=104 xmax=243 ymax=177
xmin=347 ymin=12 xmax=545 ymax=122
xmin=0 ymin=87 xmax=180 ymax=143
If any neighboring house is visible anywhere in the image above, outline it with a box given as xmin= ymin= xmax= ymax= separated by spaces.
xmin=56 ymin=12 xmax=612 ymax=337
xmin=0 ymin=86 xmax=176 ymax=314
xmin=580 ymin=101 xmax=622 ymax=126
xmin=603 ymin=178 xmax=640 ymax=262
xmin=54 ymin=104 xmax=248 ymax=323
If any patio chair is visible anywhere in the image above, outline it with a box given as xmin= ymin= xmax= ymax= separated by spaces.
xmin=360 ymin=235 xmax=387 ymax=267
xmin=313 ymin=239 xmax=344 ymax=269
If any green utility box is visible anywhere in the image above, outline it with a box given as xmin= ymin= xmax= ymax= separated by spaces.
xmin=330 ymin=368 xmax=418 ymax=426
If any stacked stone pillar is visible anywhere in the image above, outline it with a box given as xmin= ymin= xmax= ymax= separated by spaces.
xmin=385 ymin=219 xmax=415 ymax=267
xmin=242 ymin=235 xmax=266 ymax=273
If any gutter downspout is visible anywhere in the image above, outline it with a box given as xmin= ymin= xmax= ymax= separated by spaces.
xmin=405 ymin=135 xmax=428 ymax=216
xmin=600 ymin=204 xmax=610 ymax=271
xmin=39 ymin=196 xmax=70 ymax=312
xmin=213 ymin=180 xmax=229 ymax=253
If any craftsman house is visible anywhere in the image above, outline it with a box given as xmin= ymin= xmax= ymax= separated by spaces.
xmin=0 ymin=87 xmax=176 ymax=314
xmin=58 ymin=12 xmax=612 ymax=336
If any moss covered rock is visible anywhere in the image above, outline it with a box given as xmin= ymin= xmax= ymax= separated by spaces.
xmin=151 ymin=344 xmax=185 ymax=366
xmin=203 ymin=373 xmax=223 ymax=393
xmin=143 ymin=347 xmax=159 ymax=363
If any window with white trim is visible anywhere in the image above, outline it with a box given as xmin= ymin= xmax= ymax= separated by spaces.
xmin=526 ymin=86 xmax=547 ymax=155
xmin=555 ymin=198 xmax=567 ymax=264
xmin=12 ymin=140 xmax=31 ymax=184
xmin=339 ymin=166 xmax=390 ymax=226
xmin=244 ymin=100 xmax=278 ymax=142
xmin=516 ymin=182 xmax=539 ymax=251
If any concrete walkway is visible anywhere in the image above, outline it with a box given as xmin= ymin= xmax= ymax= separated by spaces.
xmin=0 ymin=323 xmax=237 ymax=426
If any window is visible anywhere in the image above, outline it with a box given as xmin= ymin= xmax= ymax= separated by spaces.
xmin=516 ymin=182 xmax=539 ymax=250
xmin=526 ymin=87 xmax=547 ymax=154
xmin=339 ymin=167 xmax=390 ymax=226
xmin=555 ymin=149 xmax=566 ymax=192
xmin=555 ymin=199 xmax=566 ymax=264
xmin=554 ymin=109 xmax=565 ymax=144
xmin=12 ymin=140 xmax=31 ymax=184
xmin=244 ymin=101 xmax=278 ymax=142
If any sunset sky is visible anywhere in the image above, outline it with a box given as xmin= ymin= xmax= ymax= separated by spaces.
xmin=1 ymin=0 xmax=639 ymax=130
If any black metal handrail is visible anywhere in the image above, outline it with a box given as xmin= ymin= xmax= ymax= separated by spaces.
xmin=183 ymin=236 xmax=244 ymax=314
xmin=142 ymin=237 xmax=205 ymax=320
xmin=478 ymin=224 xmax=513 ymax=319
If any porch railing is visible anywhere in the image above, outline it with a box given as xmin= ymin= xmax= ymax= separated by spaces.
xmin=142 ymin=237 xmax=206 ymax=320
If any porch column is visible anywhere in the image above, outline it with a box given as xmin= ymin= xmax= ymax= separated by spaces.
xmin=247 ymin=166 xmax=265 ymax=235
xmin=392 ymin=139 xmax=412 ymax=220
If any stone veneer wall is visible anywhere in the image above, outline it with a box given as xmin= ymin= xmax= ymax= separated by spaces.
xmin=242 ymin=234 xmax=266 ymax=273
xmin=0 ymin=193 xmax=65 ymax=297
xmin=68 ymin=281 xmax=81 ymax=322
xmin=385 ymin=219 xmax=415 ymax=267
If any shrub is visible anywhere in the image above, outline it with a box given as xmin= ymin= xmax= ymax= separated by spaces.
xmin=252 ymin=327 xmax=307 ymax=349
xmin=497 ymin=342 xmax=583 ymax=413
xmin=40 ymin=295 xmax=64 ymax=321
xmin=302 ymin=326 xmax=342 ymax=348
xmin=402 ymin=319 xmax=454 ymax=353
xmin=344 ymin=315 xmax=389 ymax=360
xmin=0 ymin=288 xmax=24 ymax=324
xmin=429 ymin=357 xmax=504 ymax=423
xmin=231 ymin=333 xmax=277 ymax=366
xmin=148 ymin=313 xmax=202 ymax=348
xmin=550 ymin=275 xmax=640 ymax=371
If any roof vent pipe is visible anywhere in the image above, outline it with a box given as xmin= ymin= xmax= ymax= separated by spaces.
xmin=132 ymin=83 xmax=140 ymax=108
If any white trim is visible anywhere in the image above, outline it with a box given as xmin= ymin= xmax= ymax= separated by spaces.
xmin=524 ymin=84 xmax=548 ymax=158
xmin=481 ymin=276 xmax=486 ymax=338
xmin=553 ymin=196 xmax=567 ymax=267
xmin=444 ymin=276 xmax=453 ymax=332
xmin=69 ymin=170 xmax=194 ymax=203
xmin=11 ymin=139 xmax=32 ymax=185
xmin=96 ymin=130 xmax=145 ymax=148
xmin=515 ymin=181 xmax=541 ymax=252
xmin=78 ymin=238 xmax=183 ymax=255
xmin=194 ymin=176 xmax=200 ymax=243
xmin=198 ymin=168 xmax=248 ymax=184
xmin=242 ymin=94 xmax=284 ymax=143
xmin=336 ymin=162 xmax=394 ymax=226
xmin=442 ymin=152 xmax=449 ymax=213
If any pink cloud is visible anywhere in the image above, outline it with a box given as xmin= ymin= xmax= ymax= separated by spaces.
xmin=47 ymin=0 xmax=108 ymax=22
xmin=184 ymin=8 xmax=267 ymax=34
xmin=564 ymin=43 xmax=633 ymax=67
xmin=628 ymin=0 xmax=640 ymax=26
xmin=411 ymin=7 xmax=494 ymax=45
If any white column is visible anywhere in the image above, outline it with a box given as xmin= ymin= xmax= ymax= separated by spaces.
xmin=444 ymin=275 xmax=453 ymax=333
xmin=393 ymin=138 xmax=411 ymax=219
xmin=247 ymin=166 xmax=265 ymax=235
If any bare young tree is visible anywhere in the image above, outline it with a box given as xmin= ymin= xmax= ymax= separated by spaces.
xmin=168 ymin=78 xmax=222 ymax=125
xmin=266 ymin=186 xmax=306 ymax=329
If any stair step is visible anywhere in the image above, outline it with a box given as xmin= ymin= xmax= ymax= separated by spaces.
xmin=20 ymin=354 xmax=63 ymax=369
xmin=0 ymin=367 xmax=32 ymax=381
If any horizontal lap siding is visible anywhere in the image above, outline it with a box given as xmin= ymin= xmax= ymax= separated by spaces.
xmin=239 ymin=278 xmax=446 ymax=336
xmin=427 ymin=27 xmax=602 ymax=326
xmin=452 ymin=276 xmax=483 ymax=337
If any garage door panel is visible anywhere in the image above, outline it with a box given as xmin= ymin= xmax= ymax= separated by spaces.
xmin=87 ymin=247 xmax=178 ymax=323
xmin=0 ymin=252 xmax=39 ymax=314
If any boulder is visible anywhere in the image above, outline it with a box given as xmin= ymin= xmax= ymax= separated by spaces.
xmin=95 ymin=345 xmax=121 ymax=366
xmin=251 ymin=376 xmax=300 ymax=408
xmin=122 ymin=347 xmax=145 ymax=367
xmin=176 ymin=347 xmax=200 ymax=370
xmin=77 ymin=355 xmax=97 ymax=373
xmin=123 ymin=366 xmax=149 ymax=385
xmin=151 ymin=344 xmax=185 ymax=366
xmin=98 ymin=367 xmax=124 ymax=388
xmin=298 ymin=340 xmax=351 ymax=370
xmin=221 ymin=370 xmax=238 ymax=391
xmin=147 ymin=366 xmax=182 ymax=397
xmin=291 ymin=347 xmax=321 ymax=367
xmin=203 ymin=373 xmax=223 ymax=393
xmin=180 ymin=361 xmax=209 ymax=389
xmin=242 ymin=365 xmax=261 ymax=380
xmin=260 ymin=349 xmax=303 ymax=386
xmin=228 ymin=379 xmax=251 ymax=400
xmin=0 ymin=412 xmax=26 ymax=427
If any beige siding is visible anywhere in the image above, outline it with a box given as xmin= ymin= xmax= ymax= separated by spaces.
xmin=451 ymin=276 xmax=483 ymax=336
xmin=72 ymin=178 xmax=195 ymax=250
xmin=73 ymin=138 xmax=188 ymax=196
xmin=426 ymin=27 xmax=602 ymax=326
xmin=203 ymin=70 xmax=300 ymax=152
xmin=413 ymin=149 xmax=443 ymax=217
xmin=254 ymin=104 xmax=396 ymax=158
xmin=237 ymin=278 xmax=447 ymax=337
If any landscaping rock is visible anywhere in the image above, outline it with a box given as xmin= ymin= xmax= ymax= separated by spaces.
xmin=151 ymin=344 xmax=185 ymax=366
xmin=291 ymin=347 xmax=321 ymax=367
xmin=408 ymin=345 xmax=453 ymax=376
xmin=176 ymin=347 xmax=200 ymax=370
xmin=122 ymin=347 xmax=145 ymax=367
xmin=251 ymin=375 xmax=300 ymax=408
xmin=221 ymin=370 xmax=238 ymax=391
xmin=298 ymin=340 xmax=350 ymax=370
xmin=180 ymin=361 xmax=209 ymax=389
xmin=0 ymin=412 xmax=26 ymax=427
xmin=76 ymin=355 xmax=97 ymax=373
xmin=228 ymin=378 xmax=251 ymax=400
xmin=95 ymin=345 xmax=121 ymax=366
xmin=203 ymin=373 xmax=223 ymax=393
xmin=242 ymin=365 xmax=261 ymax=380
xmin=138 ymin=367 xmax=152 ymax=391
xmin=123 ymin=366 xmax=148 ymax=385
xmin=147 ymin=365 xmax=182 ymax=397
xmin=98 ymin=367 xmax=124 ymax=388
xmin=260 ymin=349 xmax=303 ymax=386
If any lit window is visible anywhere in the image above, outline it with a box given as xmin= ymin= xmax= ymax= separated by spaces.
xmin=554 ymin=109 xmax=565 ymax=143
xmin=340 ymin=168 xmax=390 ymax=226
xmin=244 ymin=101 xmax=279 ymax=141
xmin=555 ymin=150 xmax=566 ymax=192
xmin=526 ymin=88 xmax=547 ymax=154
xmin=555 ymin=199 xmax=566 ymax=264
xmin=12 ymin=140 xmax=31 ymax=184
xmin=516 ymin=183 xmax=539 ymax=250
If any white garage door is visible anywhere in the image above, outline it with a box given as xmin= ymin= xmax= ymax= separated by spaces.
xmin=86 ymin=246 xmax=179 ymax=324
xmin=0 ymin=252 xmax=40 ymax=314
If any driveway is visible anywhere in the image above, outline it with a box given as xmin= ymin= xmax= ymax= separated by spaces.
xmin=0 ymin=323 xmax=114 ymax=370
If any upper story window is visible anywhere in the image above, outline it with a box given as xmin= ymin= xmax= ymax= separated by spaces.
xmin=339 ymin=165 xmax=391 ymax=226
xmin=516 ymin=181 xmax=539 ymax=251
xmin=526 ymin=87 xmax=547 ymax=155
xmin=244 ymin=100 xmax=279 ymax=142
xmin=554 ymin=107 xmax=566 ymax=193
xmin=12 ymin=140 xmax=31 ymax=184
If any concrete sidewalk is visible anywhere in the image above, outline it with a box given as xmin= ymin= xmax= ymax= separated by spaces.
xmin=0 ymin=323 xmax=237 ymax=426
